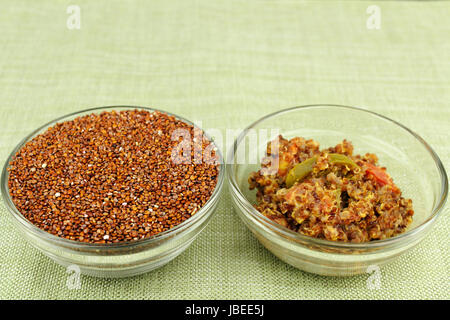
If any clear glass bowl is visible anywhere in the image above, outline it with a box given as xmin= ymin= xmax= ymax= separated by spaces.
xmin=227 ymin=105 xmax=448 ymax=276
xmin=1 ymin=106 xmax=225 ymax=278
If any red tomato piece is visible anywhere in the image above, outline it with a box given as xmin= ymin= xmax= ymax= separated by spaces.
xmin=366 ymin=163 xmax=389 ymax=185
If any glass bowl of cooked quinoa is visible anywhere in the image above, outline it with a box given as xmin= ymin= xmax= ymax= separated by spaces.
xmin=1 ymin=106 xmax=224 ymax=277
xmin=227 ymin=104 xmax=447 ymax=276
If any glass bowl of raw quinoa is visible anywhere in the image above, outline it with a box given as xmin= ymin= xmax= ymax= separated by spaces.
xmin=1 ymin=106 xmax=224 ymax=277
xmin=227 ymin=105 xmax=447 ymax=276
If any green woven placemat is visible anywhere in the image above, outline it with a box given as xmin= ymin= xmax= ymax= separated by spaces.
xmin=0 ymin=0 xmax=448 ymax=299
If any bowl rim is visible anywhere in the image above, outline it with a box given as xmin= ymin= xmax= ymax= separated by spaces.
xmin=227 ymin=104 xmax=448 ymax=249
xmin=1 ymin=105 xmax=225 ymax=249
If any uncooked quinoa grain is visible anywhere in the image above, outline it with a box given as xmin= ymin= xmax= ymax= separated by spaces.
xmin=8 ymin=109 xmax=220 ymax=243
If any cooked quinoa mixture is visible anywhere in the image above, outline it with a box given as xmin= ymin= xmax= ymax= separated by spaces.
xmin=8 ymin=110 xmax=220 ymax=243
xmin=249 ymin=135 xmax=414 ymax=242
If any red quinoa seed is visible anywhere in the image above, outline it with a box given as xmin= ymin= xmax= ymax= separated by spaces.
xmin=8 ymin=110 xmax=220 ymax=244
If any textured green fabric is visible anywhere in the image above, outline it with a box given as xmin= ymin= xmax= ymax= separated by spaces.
xmin=0 ymin=0 xmax=448 ymax=299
